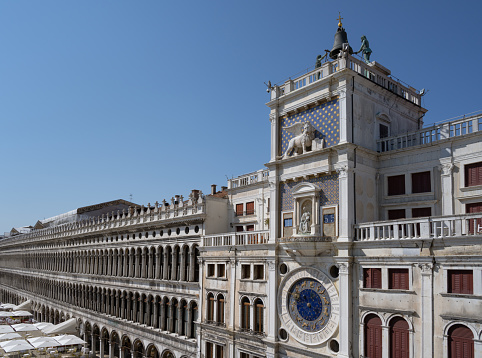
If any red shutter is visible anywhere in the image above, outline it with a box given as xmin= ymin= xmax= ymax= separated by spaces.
xmin=388 ymin=209 xmax=406 ymax=220
xmin=465 ymin=162 xmax=482 ymax=187
xmin=412 ymin=207 xmax=432 ymax=218
xmin=449 ymin=325 xmax=474 ymax=358
xmin=365 ymin=315 xmax=382 ymax=358
xmin=390 ymin=317 xmax=409 ymax=358
xmin=364 ymin=268 xmax=372 ymax=288
xmin=236 ymin=204 xmax=243 ymax=216
xmin=373 ymin=268 xmax=382 ymax=289
xmin=389 ymin=269 xmax=409 ymax=290
xmin=246 ymin=202 xmax=254 ymax=215
xmin=466 ymin=202 xmax=482 ymax=233
xmin=448 ymin=270 xmax=473 ymax=294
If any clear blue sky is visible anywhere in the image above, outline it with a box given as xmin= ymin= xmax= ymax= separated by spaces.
xmin=1 ymin=1 xmax=481 ymax=233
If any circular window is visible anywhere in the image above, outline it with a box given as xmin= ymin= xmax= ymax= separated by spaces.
xmin=330 ymin=265 xmax=339 ymax=278
xmin=160 ymin=230 xmax=164 ymax=237
xmin=168 ymin=229 xmax=172 ymax=236
xmin=194 ymin=226 xmax=199 ymax=233
xmin=329 ymin=339 xmax=340 ymax=353
xmin=279 ymin=263 xmax=288 ymax=275
xmin=185 ymin=227 xmax=189 ymax=234
xmin=279 ymin=328 xmax=288 ymax=341
xmin=176 ymin=228 xmax=180 ymax=235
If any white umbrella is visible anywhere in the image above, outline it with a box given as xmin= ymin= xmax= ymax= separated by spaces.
xmin=54 ymin=334 xmax=86 ymax=345
xmin=12 ymin=311 xmax=33 ymax=317
xmin=0 ymin=312 xmax=13 ymax=317
xmin=0 ymin=326 xmax=14 ymax=333
xmin=2 ymin=339 xmax=34 ymax=353
xmin=0 ymin=332 xmax=22 ymax=341
xmin=0 ymin=304 xmax=17 ymax=309
xmin=28 ymin=336 xmax=62 ymax=349
xmin=33 ymin=322 xmax=54 ymax=330
xmin=11 ymin=323 xmax=38 ymax=332
xmin=1 ymin=338 xmax=27 ymax=348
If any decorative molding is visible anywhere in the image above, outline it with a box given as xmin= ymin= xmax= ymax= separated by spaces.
xmin=441 ymin=163 xmax=454 ymax=176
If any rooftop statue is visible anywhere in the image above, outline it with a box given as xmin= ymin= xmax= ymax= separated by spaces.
xmin=355 ymin=35 xmax=372 ymax=63
xmin=283 ymin=121 xmax=316 ymax=158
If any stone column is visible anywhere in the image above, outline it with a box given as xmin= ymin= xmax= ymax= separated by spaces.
xmin=91 ymin=333 xmax=96 ymax=358
xmin=141 ymin=252 xmax=147 ymax=278
xmin=168 ymin=303 xmax=174 ymax=332
xmin=123 ymin=251 xmax=129 ymax=277
xmin=189 ymin=250 xmax=196 ymax=282
xmin=109 ymin=342 xmax=113 ymax=358
xmin=186 ymin=308 xmax=192 ymax=338
xmin=178 ymin=305 xmax=183 ymax=334
xmin=121 ymin=295 xmax=126 ymax=319
xmin=337 ymin=165 xmax=354 ymax=241
xmin=139 ymin=298 xmax=144 ymax=325
xmin=267 ymin=260 xmax=276 ymax=339
xmin=115 ymin=292 xmax=120 ymax=317
xmin=180 ymin=251 xmax=186 ymax=281
xmin=382 ymin=325 xmax=389 ymax=358
xmin=419 ymin=263 xmax=433 ymax=358
xmin=171 ymin=251 xmax=178 ymax=281
xmin=117 ymin=252 xmax=122 ymax=277
xmin=474 ymin=339 xmax=482 ymax=358
xmin=126 ymin=296 xmax=132 ymax=321
xmin=163 ymin=251 xmax=169 ymax=280
xmin=155 ymin=250 xmax=162 ymax=279
xmin=134 ymin=253 xmax=140 ymax=278
xmin=336 ymin=261 xmax=352 ymax=358
xmin=129 ymin=252 xmax=135 ymax=277
xmin=153 ymin=300 xmax=159 ymax=328
xmin=160 ymin=301 xmax=166 ymax=331
xmin=133 ymin=298 xmax=138 ymax=323
xmin=441 ymin=163 xmax=454 ymax=216
xmin=148 ymin=251 xmax=153 ymax=279
xmin=99 ymin=338 xmax=104 ymax=358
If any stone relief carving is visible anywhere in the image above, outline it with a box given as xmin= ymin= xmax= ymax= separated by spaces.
xmin=338 ymin=262 xmax=349 ymax=274
xmin=283 ymin=121 xmax=317 ymax=158
xmin=441 ymin=163 xmax=454 ymax=176
xmin=418 ymin=263 xmax=433 ymax=274
xmin=336 ymin=165 xmax=348 ymax=178
xmin=298 ymin=201 xmax=312 ymax=235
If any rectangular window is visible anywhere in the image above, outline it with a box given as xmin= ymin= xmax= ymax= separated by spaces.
xmin=267 ymin=198 xmax=270 ymax=213
xmin=207 ymin=264 xmax=215 ymax=277
xmin=284 ymin=218 xmax=293 ymax=227
xmin=412 ymin=207 xmax=431 ymax=218
xmin=241 ymin=264 xmax=250 ymax=279
xmin=448 ymin=270 xmax=473 ymax=294
xmin=206 ymin=342 xmax=214 ymax=358
xmin=217 ymin=264 xmax=225 ymax=278
xmin=253 ymin=264 xmax=264 ymax=280
xmin=388 ymin=175 xmax=405 ymax=196
xmin=215 ymin=344 xmax=224 ymax=358
xmin=240 ymin=353 xmax=249 ymax=358
xmin=412 ymin=171 xmax=431 ymax=193
xmin=466 ymin=202 xmax=482 ymax=233
xmin=364 ymin=268 xmax=382 ymax=289
xmin=379 ymin=124 xmax=389 ymax=138
xmin=246 ymin=225 xmax=255 ymax=232
xmin=246 ymin=202 xmax=255 ymax=215
xmin=389 ymin=269 xmax=409 ymax=290
xmin=388 ymin=209 xmax=406 ymax=220
xmin=236 ymin=226 xmax=244 ymax=232
xmin=465 ymin=162 xmax=482 ymax=187
xmin=236 ymin=204 xmax=244 ymax=216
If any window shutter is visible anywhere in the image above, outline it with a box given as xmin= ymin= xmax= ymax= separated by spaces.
xmin=246 ymin=202 xmax=254 ymax=215
xmin=236 ymin=204 xmax=243 ymax=216
xmin=364 ymin=268 xmax=372 ymax=288
xmin=373 ymin=268 xmax=382 ymax=289
xmin=388 ymin=175 xmax=406 ymax=196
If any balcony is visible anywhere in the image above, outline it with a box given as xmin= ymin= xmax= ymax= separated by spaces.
xmin=203 ymin=231 xmax=269 ymax=247
xmin=377 ymin=111 xmax=482 ymax=153
xmin=228 ymin=169 xmax=269 ymax=189
xmin=354 ymin=213 xmax=482 ymax=241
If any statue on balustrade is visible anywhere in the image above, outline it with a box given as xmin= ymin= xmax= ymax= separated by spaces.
xmin=355 ymin=35 xmax=372 ymax=63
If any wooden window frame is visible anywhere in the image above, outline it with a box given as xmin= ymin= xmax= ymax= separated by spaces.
xmin=389 ymin=268 xmax=409 ymax=290
xmin=448 ymin=270 xmax=473 ymax=294
xmin=364 ymin=268 xmax=382 ymax=289
xmin=387 ymin=174 xmax=406 ymax=196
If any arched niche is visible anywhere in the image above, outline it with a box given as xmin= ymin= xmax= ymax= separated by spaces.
xmin=291 ymin=182 xmax=320 ymax=236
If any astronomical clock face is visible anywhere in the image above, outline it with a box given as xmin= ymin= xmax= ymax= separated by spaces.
xmin=278 ymin=267 xmax=339 ymax=345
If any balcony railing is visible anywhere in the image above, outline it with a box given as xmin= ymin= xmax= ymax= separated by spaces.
xmin=234 ymin=210 xmax=255 ymax=217
xmin=203 ymin=231 xmax=269 ymax=247
xmin=377 ymin=112 xmax=482 ymax=153
xmin=354 ymin=213 xmax=482 ymax=241
xmin=228 ymin=169 xmax=269 ymax=189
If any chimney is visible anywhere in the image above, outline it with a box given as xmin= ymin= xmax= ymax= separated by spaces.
xmin=221 ymin=186 xmax=227 ymax=191
xmin=191 ymin=190 xmax=199 ymax=201
xmin=211 ymin=184 xmax=217 ymax=195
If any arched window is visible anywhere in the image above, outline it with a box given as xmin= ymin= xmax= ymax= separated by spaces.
xmin=365 ymin=314 xmax=382 ymax=358
xmin=207 ymin=293 xmax=214 ymax=322
xmin=254 ymin=298 xmax=264 ymax=333
xmin=217 ymin=294 xmax=225 ymax=324
xmin=191 ymin=302 xmax=198 ymax=338
xmin=389 ymin=317 xmax=409 ymax=358
xmin=448 ymin=324 xmax=474 ymax=358
xmin=241 ymin=297 xmax=250 ymax=330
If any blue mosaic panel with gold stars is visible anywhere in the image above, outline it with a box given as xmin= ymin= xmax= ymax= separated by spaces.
xmin=280 ymin=99 xmax=340 ymax=155
xmin=280 ymin=174 xmax=339 ymax=212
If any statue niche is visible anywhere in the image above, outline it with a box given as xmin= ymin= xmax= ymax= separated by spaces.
xmin=283 ymin=121 xmax=317 ymax=158
xmin=299 ymin=201 xmax=312 ymax=235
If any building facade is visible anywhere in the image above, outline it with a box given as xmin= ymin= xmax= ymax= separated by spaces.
xmin=1 ymin=22 xmax=482 ymax=358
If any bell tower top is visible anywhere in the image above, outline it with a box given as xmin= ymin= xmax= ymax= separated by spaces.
xmin=337 ymin=12 xmax=343 ymax=28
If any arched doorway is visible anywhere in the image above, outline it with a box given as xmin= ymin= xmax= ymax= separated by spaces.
xmin=146 ymin=344 xmax=160 ymax=358
xmin=122 ymin=336 xmax=132 ymax=358
xmin=448 ymin=324 xmax=474 ymax=358
xmin=133 ymin=339 xmax=144 ymax=358
xmin=365 ymin=314 xmax=382 ymax=358
xmin=389 ymin=316 xmax=409 ymax=358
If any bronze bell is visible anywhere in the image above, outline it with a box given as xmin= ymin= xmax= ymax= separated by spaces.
xmin=329 ymin=26 xmax=353 ymax=59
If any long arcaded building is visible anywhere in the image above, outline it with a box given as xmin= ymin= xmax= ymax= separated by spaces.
xmin=1 ymin=21 xmax=482 ymax=358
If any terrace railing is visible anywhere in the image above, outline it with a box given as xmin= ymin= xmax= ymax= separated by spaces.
xmin=203 ymin=230 xmax=269 ymax=247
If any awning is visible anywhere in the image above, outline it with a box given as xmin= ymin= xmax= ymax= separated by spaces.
xmin=11 ymin=323 xmax=39 ymax=332
xmin=1 ymin=339 xmax=34 ymax=353
xmin=0 ymin=326 xmax=14 ymax=333
xmin=54 ymin=334 xmax=86 ymax=345
xmin=0 ymin=332 xmax=22 ymax=341
xmin=28 ymin=336 xmax=62 ymax=349
xmin=13 ymin=300 xmax=31 ymax=312
xmin=43 ymin=318 xmax=77 ymax=335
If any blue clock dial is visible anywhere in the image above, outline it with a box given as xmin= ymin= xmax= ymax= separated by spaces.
xmin=287 ymin=278 xmax=331 ymax=332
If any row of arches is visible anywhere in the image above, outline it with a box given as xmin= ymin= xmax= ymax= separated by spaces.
xmin=11 ymin=245 xmax=201 ymax=282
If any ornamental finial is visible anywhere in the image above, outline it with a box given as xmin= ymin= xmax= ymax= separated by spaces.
xmin=337 ymin=12 xmax=343 ymax=28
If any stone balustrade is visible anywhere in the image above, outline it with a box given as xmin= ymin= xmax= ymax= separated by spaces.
xmin=228 ymin=169 xmax=269 ymax=189
xmin=202 ymin=230 xmax=269 ymax=247
xmin=354 ymin=213 xmax=482 ymax=241
xmin=0 ymin=197 xmax=206 ymax=247
xmin=377 ymin=112 xmax=482 ymax=153
xmin=271 ymin=54 xmax=420 ymax=107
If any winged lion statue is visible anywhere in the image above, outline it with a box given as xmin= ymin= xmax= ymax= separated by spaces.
xmin=283 ymin=121 xmax=316 ymax=158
